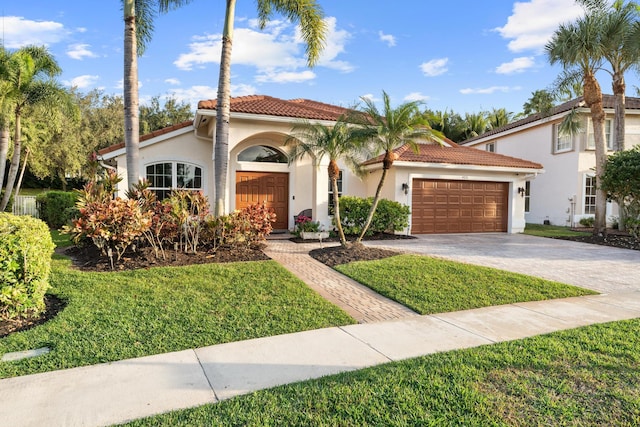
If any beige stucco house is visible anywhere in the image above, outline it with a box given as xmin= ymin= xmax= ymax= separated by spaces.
xmin=461 ymin=95 xmax=640 ymax=227
xmin=99 ymin=95 xmax=543 ymax=234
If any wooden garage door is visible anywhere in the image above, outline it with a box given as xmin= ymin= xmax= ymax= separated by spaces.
xmin=411 ymin=179 xmax=508 ymax=234
xmin=236 ymin=171 xmax=289 ymax=230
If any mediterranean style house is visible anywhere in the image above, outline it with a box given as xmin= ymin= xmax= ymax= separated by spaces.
xmin=98 ymin=95 xmax=543 ymax=234
xmin=461 ymin=95 xmax=640 ymax=227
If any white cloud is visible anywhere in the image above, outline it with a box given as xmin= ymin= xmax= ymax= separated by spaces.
xmin=256 ymin=70 xmax=316 ymax=83
xmin=173 ymin=16 xmax=353 ymax=77
xmin=420 ymin=58 xmax=448 ymax=77
xmin=495 ymin=56 xmax=535 ymax=74
xmin=63 ymin=75 xmax=99 ymax=89
xmin=378 ymin=31 xmax=396 ymax=47
xmin=167 ymin=84 xmax=256 ymax=110
xmin=2 ymin=16 xmax=69 ymax=48
xmin=66 ymin=43 xmax=98 ymax=60
xmin=404 ymin=92 xmax=430 ymax=102
xmin=360 ymin=93 xmax=379 ymax=103
xmin=165 ymin=78 xmax=181 ymax=85
xmin=494 ymin=0 xmax=583 ymax=53
xmin=459 ymin=86 xmax=521 ymax=95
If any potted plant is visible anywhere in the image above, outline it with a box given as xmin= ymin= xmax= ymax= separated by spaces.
xmin=295 ymin=215 xmax=329 ymax=240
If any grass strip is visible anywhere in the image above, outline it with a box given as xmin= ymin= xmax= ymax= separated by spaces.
xmin=0 ymin=258 xmax=355 ymax=378
xmin=335 ymin=254 xmax=595 ymax=314
xmin=122 ymin=319 xmax=640 ymax=426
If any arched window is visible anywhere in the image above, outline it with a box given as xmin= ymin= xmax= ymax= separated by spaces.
xmin=237 ymin=145 xmax=287 ymax=163
xmin=145 ymin=162 xmax=202 ymax=200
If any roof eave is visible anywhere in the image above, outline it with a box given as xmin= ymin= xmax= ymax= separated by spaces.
xmin=362 ymin=161 xmax=544 ymax=174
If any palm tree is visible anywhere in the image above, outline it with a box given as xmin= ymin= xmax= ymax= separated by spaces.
xmin=486 ymin=107 xmax=514 ymax=130
xmin=286 ymin=119 xmax=365 ymax=247
xmin=580 ymin=0 xmax=640 ymax=232
xmin=213 ymin=0 xmax=326 ymax=217
xmin=0 ymin=46 xmax=73 ymax=211
xmin=462 ymin=112 xmax=489 ymax=140
xmin=123 ymin=0 xmax=192 ymax=190
xmin=522 ymin=89 xmax=556 ymax=116
xmin=349 ymin=91 xmax=443 ymax=244
xmin=0 ymin=47 xmax=13 ymax=193
xmin=546 ymin=11 xmax=608 ymax=235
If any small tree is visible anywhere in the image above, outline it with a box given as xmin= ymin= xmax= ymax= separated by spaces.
xmin=601 ymin=146 xmax=640 ymax=237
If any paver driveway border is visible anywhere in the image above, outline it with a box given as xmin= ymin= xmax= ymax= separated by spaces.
xmin=363 ymin=233 xmax=640 ymax=293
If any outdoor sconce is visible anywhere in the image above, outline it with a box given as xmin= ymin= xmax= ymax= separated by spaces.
xmin=517 ymin=187 xmax=526 ymax=197
xmin=401 ymin=183 xmax=409 ymax=195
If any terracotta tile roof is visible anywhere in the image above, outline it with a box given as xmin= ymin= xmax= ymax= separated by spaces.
xmin=197 ymin=95 xmax=349 ymax=121
xmin=362 ymin=142 xmax=543 ymax=170
xmin=462 ymin=94 xmax=640 ymax=145
xmin=97 ymin=120 xmax=193 ymax=156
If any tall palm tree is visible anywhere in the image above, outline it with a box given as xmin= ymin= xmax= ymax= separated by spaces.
xmin=286 ymin=119 xmax=365 ymax=247
xmin=350 ymin=91 xmax=443 ymax=244
xmin=0 ymin=47 xmax=13 ymax=193
xmin=546 ymin=11 xmax=608 ymax=235
xmin=579 ymin=0 xmax=640 ymax=152
xmin=214 ymin=0 xmax=326 ymax=217
xmin=0 ymin=46 xmax=72 ymax=211
xmin=581 ymin=0 xmax=640 ymax=232
xmin=123 ymin=0 xmax=192 ymax=190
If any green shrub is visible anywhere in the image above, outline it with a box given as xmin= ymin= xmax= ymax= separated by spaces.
xmin=0 ymin=213 xmax=55 ymax=320
xmin=36 ymin=191 xmax=78 ymax=228
xmin=337 ymin=196 xmax=410 ymax=236
xmin=202 ymin=202 xmax=276 ymax=247
xmin=579 ymin=217 xmax=595 ymax=228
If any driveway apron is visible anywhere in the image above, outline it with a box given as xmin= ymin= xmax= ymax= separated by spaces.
xmin=363 ymin=233 xmax=640 ymax=294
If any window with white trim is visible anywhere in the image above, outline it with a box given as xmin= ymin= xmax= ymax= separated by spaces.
xmin=584 ymin=175 xmax=596 ymax=214
xmin=524 ymin=181 xmax=531 ymax=213
xmin=328 ymin=171 xmax=343 ymax=215
xmin=146 ymin=162 xmax=202 ymax=200
xmin=553 ymin=123 xmax=573 ymax=153
xmin=486 ymin=142 xmax=496 ymax=153
xmin=237 ymin=145 xmax=287 ymax=163
xmin=586 ymin=118 xmax=613 ymax=151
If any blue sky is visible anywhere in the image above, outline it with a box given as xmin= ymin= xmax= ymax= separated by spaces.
xmin=4 ymin=0 xmax=639 ymax=115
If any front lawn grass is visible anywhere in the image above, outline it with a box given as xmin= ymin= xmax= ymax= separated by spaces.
xmin=335 ymin=255 xmax=595 ymax=314
xmin=0 ymin=258 xmax=355 ymax=379
xmin=523 ymin=223 xmax=591 ymax=238
xmin=121 ymin=319 xmax=640 ymax=426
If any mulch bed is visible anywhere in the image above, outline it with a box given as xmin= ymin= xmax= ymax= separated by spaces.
xmin=3 ymin=230 xmax=637 ymax=339
xmin=552 ymin=229 xmax=640 ymax=251
xmin=289 ymin=232 xmax=416 ymax=244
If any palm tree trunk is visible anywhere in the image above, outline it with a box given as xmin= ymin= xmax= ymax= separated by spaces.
xmin=356 ymin=164 xmax=389 ymax=244
xmin=14 ymin=147 xmax=29 ymax=197
xmin=214 ymin=0 xmax=236 ymax=217
xmin=0 ymin=113 xmax=21 ymax=212
xmin=329 ymin=161 xmax=347 ymax=247
xmin=124 ymin=0 xmax=140 ymax=190
xmin=583 ymin=73 xmax=607 ymax=236
xmin=613 ymin=72 xmax=627 ymax=231
xmin=0 ymin=127 xmax=9 ymax=191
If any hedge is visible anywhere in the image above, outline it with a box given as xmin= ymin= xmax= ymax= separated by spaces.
xmin=0 ymin=213 xmax=55 ymax=320
xmin=36 ymin=191 xmax=78 ymax=229
xmin=337 ymin=196 xmax=410 ymax=236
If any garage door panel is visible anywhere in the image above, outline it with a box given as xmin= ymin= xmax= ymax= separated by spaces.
xmin=411 ymin=179 xmax=508 ymax=234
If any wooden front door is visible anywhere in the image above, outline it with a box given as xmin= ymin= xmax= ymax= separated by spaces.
xmin=235 ymin=171 xmax=289 ymax=230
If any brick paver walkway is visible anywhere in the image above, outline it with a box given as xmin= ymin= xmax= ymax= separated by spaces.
xmin=263 ymin=239 xmax=418 ymax=323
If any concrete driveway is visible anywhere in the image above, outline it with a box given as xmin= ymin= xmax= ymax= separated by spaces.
xmin=364 ymin=233 xmax=640 ymax=294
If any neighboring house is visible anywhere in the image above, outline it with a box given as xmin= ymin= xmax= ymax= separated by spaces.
xmin=98 ymin=95 xmax=543 ymax=234
xmin=461 ymin=95 xmax=640 ymax=227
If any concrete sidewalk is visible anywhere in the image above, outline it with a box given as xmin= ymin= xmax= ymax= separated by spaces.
xmin=2 ymin=290 xmax=640 ymax=427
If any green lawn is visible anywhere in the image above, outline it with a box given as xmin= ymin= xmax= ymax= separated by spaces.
xmin=523 ymin=223 xmax=591 ymax=238
xmin=0 ymin=258 xmax=355 ymax=379
xmin=335 ymin=254 xmax=595 ymax=314
xmin=120 ymin=319 xmax=640 ymax=426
